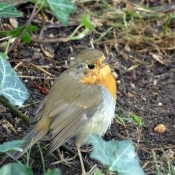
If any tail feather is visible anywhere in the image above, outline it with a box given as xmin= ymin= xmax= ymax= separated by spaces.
xmin=10 ymin=128 xmax=48 ymax=160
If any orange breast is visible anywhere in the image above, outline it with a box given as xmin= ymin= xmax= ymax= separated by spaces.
xmin=81 ymin=65 xmax=116 ymax=100
xmin=97 ymin=70 xmax=116 ymax=100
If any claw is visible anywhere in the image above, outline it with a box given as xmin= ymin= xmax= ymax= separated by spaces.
xmin=50 ymin=148 xmax=77 ymax=166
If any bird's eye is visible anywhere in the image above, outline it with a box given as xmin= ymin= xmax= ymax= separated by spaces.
xmin=88 ymin=64 xmax=95 ymax=69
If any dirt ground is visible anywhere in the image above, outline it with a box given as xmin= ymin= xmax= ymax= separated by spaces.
xmin=0 ymin=1 xmax=175 ymax=175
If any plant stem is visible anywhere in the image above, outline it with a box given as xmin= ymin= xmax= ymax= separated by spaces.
xmin=37 ymin=142 xmax=45 ymax=173
xmin=0 ymin=96 xmax=30 ymax=122
xmin=4 ymin=36 xmax=11 ymax=55
xmin=8 ymin=0 xmax=40 ymax=52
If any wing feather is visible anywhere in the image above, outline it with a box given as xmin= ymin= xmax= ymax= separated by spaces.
xmin=33 ymin=70 xmax=102 ymax=155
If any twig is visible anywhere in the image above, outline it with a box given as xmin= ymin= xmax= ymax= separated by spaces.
xmin=39 ymin=10 xmax=46 ymax=39
xmin=18 ymin=76 xmax=55 ymax=80
xmin=0 ymin=97 xmax=30 ymax=123
xmin=24 ymin=61 xmax=54 ymax=76
xmin=32 ymin=38 xmax=68 ymax=43
xmin=8 ymin=0 xmax=40 ymax=52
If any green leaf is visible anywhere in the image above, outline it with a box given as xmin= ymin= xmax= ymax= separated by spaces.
xmin=47 ymin=0 xmax=76 ymax=25
xmin=29 ymin=0 xmax=50 ymax=10
xmin=131 ymin=113 xmax=144 ymax=126
xmin=0 ymin=25 xmax=38 ymax=43
xmin=0 ymin=30 xmax=8 ymax=36
xmin=81 ymin=14 xmax=94 ymax=30
xmin=0 ymin=3 xmax=22 ymax=18
xmin=94 ymin=169 xmax=105 ymax=175
xmin=89 ymin=134 xmax=145 ymax=175
xmin=0 ymin=140 xmax=26 ymax=154
xmin=67 ymin=14 xmax=93 ymax=40
xmin=44 ymin=169 xmax=61 ymax=175
xmin=10 ymin=25 xmax=38 ymax=43
xmin=0 ymin=163 xmax=33 ymax=175
xmin=20 ymin=32 xmax=31 ymax=43
xmin=162 ymin=14 xmax=173 ymax=34
xmin=0 ymin=56 xmax=29 ymax=106
xmin=0 ymin=52 xmax=9 ymax=60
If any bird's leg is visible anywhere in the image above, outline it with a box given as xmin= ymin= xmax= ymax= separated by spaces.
xmin=76 ymin=144 xmax=97 ymax=175
xmin=76 ymin=144 xmax=86 ymax=175
xmin=80 ymin=146 xmax=93 ymax=153
xmin=50 ymin=148 xmax=77 ymax=166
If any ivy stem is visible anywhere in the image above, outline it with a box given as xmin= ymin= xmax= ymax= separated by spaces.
xmin=0 ymin=97 xmax=30 ymax=122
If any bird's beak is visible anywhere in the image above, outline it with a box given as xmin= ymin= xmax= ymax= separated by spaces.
xmin=104 ymin=58 xmax=115 ymax=64
xmin=102 ymin=58 xmax=115 ymax=67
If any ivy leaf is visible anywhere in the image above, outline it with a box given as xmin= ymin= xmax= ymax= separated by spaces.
xmin=0 ymin=140 xmax=26 ymax=154
xmin=0 ymin=3 xmax=22 ymax=18
xmin=0 ymin=56 xmax=29 ymax=106
xmin=89 ymin=134 xmax=145 ymax=175
xmin=47 ymin=0 xmax=76 ymax=25
xmin=0 ymin=163 xmax=33 ymax=175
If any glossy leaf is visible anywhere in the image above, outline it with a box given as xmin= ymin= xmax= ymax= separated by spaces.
xmin=0 ymin=3 xmax=22 ymax=18
xmin=0 ymin=163 xmax=33 ymax=175
xmin=0 ymin=140 xmax=25 ymax=154
xmin=0 ymin=56 xmax=29 ymax=106
xmin=89 ymin=134 xmax=145 ymax=175
xmin=47 ymin=0 xmax=76 ymax=25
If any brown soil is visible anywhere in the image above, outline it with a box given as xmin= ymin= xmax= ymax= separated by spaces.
xmin=0 ymin=1 xmax=175 ymax=175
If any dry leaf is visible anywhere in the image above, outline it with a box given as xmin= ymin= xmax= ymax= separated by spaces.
xmin=150 ymin=52 xmax=165 ymax=65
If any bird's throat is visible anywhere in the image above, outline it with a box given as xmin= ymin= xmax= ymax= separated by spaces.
xmin=81 ymin=66 xmax=116 ymax=99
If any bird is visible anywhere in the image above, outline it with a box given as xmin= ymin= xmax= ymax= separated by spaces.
xmin=10 ymin=49 xmax=116 ymax=174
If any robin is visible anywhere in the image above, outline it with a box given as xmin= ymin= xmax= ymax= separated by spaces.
xmin=10 ymin=49 xmax=116 ymax=174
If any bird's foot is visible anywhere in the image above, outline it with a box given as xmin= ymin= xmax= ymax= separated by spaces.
xmin=50 ymin=149 xmax=77 ymax=166
xmin=82 ymin=164 xmax=97 ymax=175
xmin=80 ymin=146 xmax=93 ymax=153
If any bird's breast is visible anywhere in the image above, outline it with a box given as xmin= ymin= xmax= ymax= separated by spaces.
xmin=74 ymin=85 xmax=116 ymax=145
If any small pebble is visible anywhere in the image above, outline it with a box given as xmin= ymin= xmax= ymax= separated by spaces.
xmin=154 ymin=124 xmax=167 ymax=133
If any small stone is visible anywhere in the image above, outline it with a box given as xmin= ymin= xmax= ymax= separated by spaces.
xmin=10 ymin=18 xmax=18 ymax=28
xmin=158 ymin=102 xmax=163 ymax=106
xmin=127 ymin=92 xmax=134 ymax=98
xmin=124 ymin=45 xmax=131 ymax=52
xmin=154 ymin=124 xmax=167 ymax=133
xmin=165 ymin=149 xmax=174 ymax=159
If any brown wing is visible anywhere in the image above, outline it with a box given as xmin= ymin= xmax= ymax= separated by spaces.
xmin=34 ymin=70 xmax=102 ymax=155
